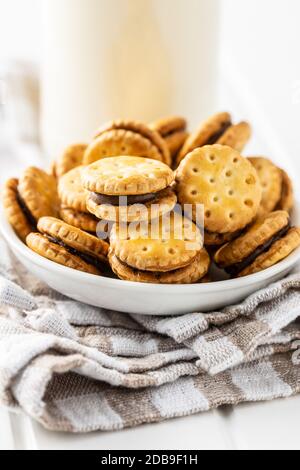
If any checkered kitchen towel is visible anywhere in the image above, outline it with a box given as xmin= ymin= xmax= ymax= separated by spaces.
xmin=0 ymin=236 xmax=299 ymax=433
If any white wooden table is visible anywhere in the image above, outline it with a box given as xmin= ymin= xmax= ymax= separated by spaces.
xmin=0 ymin=71 xmax=299 ymax=451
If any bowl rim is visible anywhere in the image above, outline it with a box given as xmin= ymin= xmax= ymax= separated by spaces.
xmin=1 ymin=205 xmax=300 ymax=294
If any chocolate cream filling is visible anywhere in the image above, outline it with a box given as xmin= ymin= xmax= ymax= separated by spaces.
xmin=45 ymin=235 xmax=105 ymax=272
xmin=115 ymin=255 xmax=192 ymax=278
xmin=16 ymin=190 xmax=37 ymax=229
xmin=205 ymin=120 xmax=232 ymax=145
xmin=224 ymin=224 xmax=291 ymax=277
xmin=90 ymin=189 xmax=166 ymax=207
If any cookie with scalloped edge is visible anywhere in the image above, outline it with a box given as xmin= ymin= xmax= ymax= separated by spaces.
xmin=37 ymin=217 xmax=109 ymax=261
xmin=18 ymin=167 xmax=60 ymax=221
xmin=83 ymin=156 xmax=174 ymax=195
xmin=2 ymin=178 xmax=34 ymax=242
xmin=110 ymin=212 xmax=203 ymax=272
xmin=238 ymin=227 xmax=300 ymax=277
xmin=84 ymin=120 xmax=171 ymax=166
xmin=109 ymin=248 xmax=210 ymax=284
xmin=26 ymin=232 xmax=101 ymax=275
xmin=214 ymin=211 xmax=290 ymax=268
xmin=176 ymin=145 xmax=262 ymax=233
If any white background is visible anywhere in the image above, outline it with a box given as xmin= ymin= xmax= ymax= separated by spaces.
xmin=0 ymin=0 xmax=299 ymax=161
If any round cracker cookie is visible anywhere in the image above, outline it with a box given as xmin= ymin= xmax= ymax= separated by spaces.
xmin=82 ymin=156 xmax=174 ymax=195
xmin=60 ymin=207 xmax=99 ymax=233
xmin=2 ymin=178 xmax=34 ymax=242
xmin=214 ymin=211 xmax=290 ymax=268
xmin=18 ymin=167 xmax=60 ymax=221
xmin=248 ymin=157 xmax=283 ymax=217
xmin=37 ymin=217 xmax=109 ymax=262
xmin=109 ymin=248 xmax=210 ymax=284
xmin=26 ymin=232 xmax=100 ymax=275
xmin=84 ymin=120 xmax=171 ymax=166
xmin=238 ymin=227 xmax=300 ymax=277
xmin=58 ymin=166 xmax=89 ymax=213
xmin=55 ymin=143 xmax=88 ymax=179
xmin=86 ymin=187 xmax=177 ymax=223
xmin=176 ymin=145 xmax=262 ymax=234
xmin=110 ymin=212 xmax=203 ymax=272
xmin=94 ymin=120 xmax=170 ymax=165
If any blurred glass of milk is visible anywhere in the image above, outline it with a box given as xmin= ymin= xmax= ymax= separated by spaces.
xmin=41 ymin=0 xmax=220 ymax=158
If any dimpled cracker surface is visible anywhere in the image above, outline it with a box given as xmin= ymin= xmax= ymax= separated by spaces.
xmin=58 ymin=166 xmax=89 ymax=213
xmin=109 ymin=248 xmax=210 ymax=284
xmin=82 ymin=156 xmax=174 ymax=195
xmin=176 ymin=145 xmax=262 ymax=233
xmin=18 ymin=167 xmax=60 ymax=220
xmin=238 ymin=227 xmax=300 ymax=277
xmin=26 ymin=233 xmax=100 ymax=275
xmin=3 ymin=178 xmax=33 ymax=242
xmin=84 ymin=120 xmax=171 ymax=166
xmin=55 ymin=144 xmax=87 ymax=179
xmin=248 ymin=157 xmax=283 ymax=216
xmin=38 ymin=217 xmax=109 ymax=261
xmin=214 ymin=211 xmax=290 ymax=268
xmin=86 ymin=187 xmax=177 ymax=223
xmin=95 ymin=120 xmax=170 ymax=164
xmin=83 ymin=129 xmax=165 ymax=165
xmin=110 ymin=212 xmax=203 ymax=272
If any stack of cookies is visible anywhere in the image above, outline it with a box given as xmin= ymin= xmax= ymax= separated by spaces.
xmin=3 ymin=112 xmax=300 ymax=285
xmin=81 ymin=156 xmax=210 ymax=284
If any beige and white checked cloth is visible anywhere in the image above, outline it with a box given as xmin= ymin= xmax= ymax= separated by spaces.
xmin=0 ymin=235 xmax=299 ymax=433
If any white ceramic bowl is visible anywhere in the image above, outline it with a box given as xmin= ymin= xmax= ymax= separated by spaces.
xmin=1 ymin=205 xmax=300 ymax=316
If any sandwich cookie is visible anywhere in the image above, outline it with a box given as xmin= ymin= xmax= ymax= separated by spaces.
xmin=150 ymin=116 xmax=188 ymax=164
xmin=54 ymin=143 xmax=88 ymax=179
xmin=26 ymin=217 xmax=109 ymax=275
xmin=83 ymin=156 xmax=177 ymax=223
xmin=176 ymin=112 xmax=251 ymax=166
xmin=83 ymin=120 xmax=171 ymax=167
xmin=176 ymin=145 xmax=262 ymax=234
xmin=214 ymin=211 xmax=300 ymax=277
xmin=109 ymin=213 xmax=210 ymax=284
xmin=248 ymin=157 xmax=283 ymax=217
xmin=3 ymin=178 xmax=35 ymax=242
xmin=3 ymin=168 xmax=60 ymax=241
xmin=58 ymin=166 xmax=99 ymax=232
